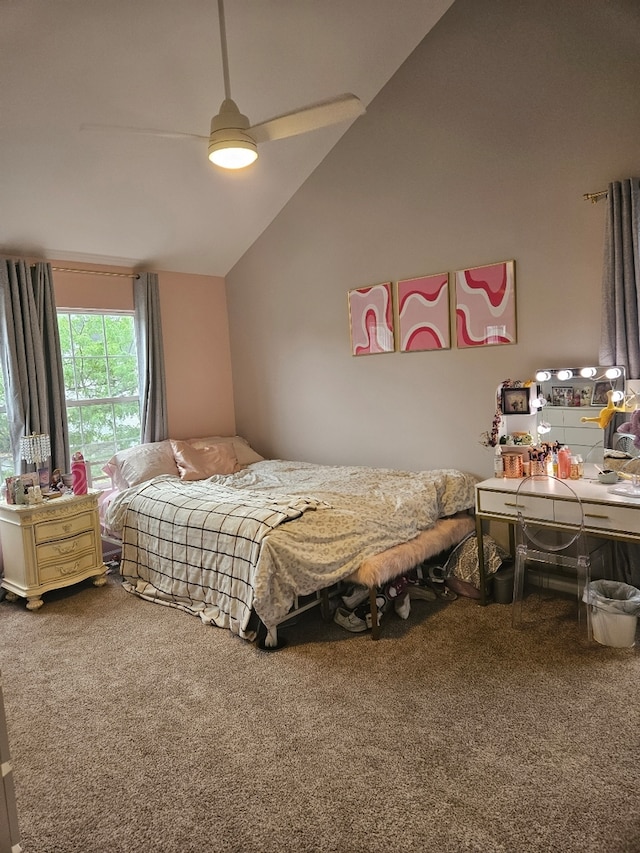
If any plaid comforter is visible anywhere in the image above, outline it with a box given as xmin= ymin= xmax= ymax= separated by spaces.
xmin=106 ymin=460 xmax=477 ymax=640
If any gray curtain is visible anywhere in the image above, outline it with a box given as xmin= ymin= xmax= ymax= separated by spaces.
xmin=134 ymin=272 xmax=168 ymax=443
xmin=0 ymin=259 xmax=69 ymax=473
xmin=598 ymin=178 xmax=640 ymax=587
xmin=599 ymin=177 xmax=640 ymax=379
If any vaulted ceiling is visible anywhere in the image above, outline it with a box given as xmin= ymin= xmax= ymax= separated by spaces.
xmin=0 ymin=0 xmax=454 ymax=275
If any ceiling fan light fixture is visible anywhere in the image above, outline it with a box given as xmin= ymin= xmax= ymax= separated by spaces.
xmin=209 ymin=138 xmax=257 ymax=169
xmin=208 ymin=99 xmax=258 ymax=169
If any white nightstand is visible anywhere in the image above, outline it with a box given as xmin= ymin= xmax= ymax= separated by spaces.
xmin=0 ymin=491 xmax=107 ymax=610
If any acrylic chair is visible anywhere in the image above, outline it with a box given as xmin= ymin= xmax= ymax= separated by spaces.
xmin=511 ymin=474 xmax=592 ymax=641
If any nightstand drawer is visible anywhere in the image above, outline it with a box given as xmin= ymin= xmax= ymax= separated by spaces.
xmin=38 ymin=549 xmax=98 ymax=583
xmin=477 ymin=489 xmax=549 ymax=521
xmin=34 ymin=511 xmax=94 ymax=544
xmin=37 ymin=530 xmax=96 ymax=564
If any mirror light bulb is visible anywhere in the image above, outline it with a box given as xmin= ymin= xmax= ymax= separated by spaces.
xmin=612 ymin=390 xmax=624 ymax=403
xmin=535 ymin=370 xmax=551 ymax=382
xmin=605 ymin=367 xmax=622 ymax=379
xmin=557 ymin=369 xmax=573 ymax=381
xmin=580 ymin=367 xmax=597 ymax=378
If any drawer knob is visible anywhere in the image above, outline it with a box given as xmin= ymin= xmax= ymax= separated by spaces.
xmin=62 ymin=523 xmax=72 ymax=533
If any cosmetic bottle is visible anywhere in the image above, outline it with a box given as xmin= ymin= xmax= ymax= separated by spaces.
xmin=557 ymin=446 xmax=571 ymax=479
xmin=494 ymin=446 xmax=504 ymax=478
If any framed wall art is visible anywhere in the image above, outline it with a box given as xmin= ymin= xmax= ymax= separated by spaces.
xmin=348 ymin=282 xmax=394 ymax=356
xmin=396 ymin=273 xmax=450 ymax=352
xmin=455 ymin=260 xmax=516 ymax=348
xmin=501 ymin=386 xmax=530 ymax=415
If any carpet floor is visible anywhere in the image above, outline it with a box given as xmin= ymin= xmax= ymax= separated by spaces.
xmin=1 ymin=570 xmax=639 ymax=853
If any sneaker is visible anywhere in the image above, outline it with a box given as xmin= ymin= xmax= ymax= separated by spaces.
xmin=394 ymin=593 xmax=411 ymax=619
xmin=407 ymin=572 xmax=438 ymax=601
xmin=408 ymin=584 xmax=437 ymax=602
xmin=359 ymin=593 xmax=388 ymax=629
xmin=385 ymin=576 xmax=409 ymax=599
xmin=341 ymin=584 xmax=369 ymax=609
xmin=334 ymin=606 xmax=368 ymax=633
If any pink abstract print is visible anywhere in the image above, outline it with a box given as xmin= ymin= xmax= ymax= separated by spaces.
xmin=455 ymin=261 xmax=516 ymax=348
xmin=348 ymin=282 xmax=394 ymax=355
xmin=397 ymin=273 xmax=450 ymax=352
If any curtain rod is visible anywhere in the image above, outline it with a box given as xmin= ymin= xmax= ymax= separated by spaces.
xmin=30 ymin=264 xmax=140 ymax=279
xmin=583 ymin=190 xmax=608 ymax=204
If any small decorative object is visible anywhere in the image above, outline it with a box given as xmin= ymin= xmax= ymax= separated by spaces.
xmin=71 ymin=452 xmax=88 ymax=495
xmin=455 ymin=260 xmax=516 ymax=348
xmin=580 ymin=390 xmax=626 ymax=430
xmin=617 ymin=409 xmax=640 ymax=449
xmin=503 ymin=453 xmax=524 ymax=479
xmin=551 ymin=386 xmax=573 ymax=407
xmin=501 ymin=386 xmax=530 ymax=415
xmin=396 ymin=273 xmax=450 ymax=352
xmin=348 ymin=282 xmax=394 ymax=355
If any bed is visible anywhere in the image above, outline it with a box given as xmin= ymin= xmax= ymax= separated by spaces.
xmin=103 ymin=436 xmax=478 ymax=646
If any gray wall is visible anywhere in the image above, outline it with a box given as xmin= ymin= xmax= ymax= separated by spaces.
xmin=226 ymin=0 xmax=640 ymax=480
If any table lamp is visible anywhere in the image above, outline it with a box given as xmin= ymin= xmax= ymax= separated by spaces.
xmin=19 ymin=432 xmax=51 ymax=483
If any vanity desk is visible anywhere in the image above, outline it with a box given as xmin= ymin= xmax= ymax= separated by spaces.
xmin=475 ymin=471 xmax=640 ymax=604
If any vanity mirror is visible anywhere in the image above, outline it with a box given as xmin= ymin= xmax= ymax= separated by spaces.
xmin=533 ymin=366 xmax=630 ymax=459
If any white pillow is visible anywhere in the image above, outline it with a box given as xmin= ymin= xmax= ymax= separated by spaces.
xmin=102 ymin=440 xmax=179 ymax=490
xmin=187 ymin=435 xmax=264 ymax=467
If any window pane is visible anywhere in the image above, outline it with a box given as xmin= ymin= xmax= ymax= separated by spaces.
xmin=104 ymin=315 xmax=136 ymax=356
xmin=114 ymin=401 xmax=143 ymax=446
xmin=0 ymin=415 xmax=13 ymax=480
xmin=57 ymin=314 xmax=72 ymax=358
xmin=108 ymin=356 xmax=139 ymax=397
xmin=69 ymin=314 xmax=107 ymax=358
xmin=76 ymin=357 xmax=109 ymax=399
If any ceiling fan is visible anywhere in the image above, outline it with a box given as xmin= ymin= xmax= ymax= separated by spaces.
xmin=82 ymin=0 xmax=365 ymax=170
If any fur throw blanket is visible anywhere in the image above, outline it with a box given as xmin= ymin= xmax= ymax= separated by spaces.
xmin=349 ymin=512 xmax=475 ymax=588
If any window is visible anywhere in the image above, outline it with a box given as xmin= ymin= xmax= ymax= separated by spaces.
xmin=58 ymin=311 xmax=141 ymax=488
xmin=0 ymin=367 xmax=14 ymax=480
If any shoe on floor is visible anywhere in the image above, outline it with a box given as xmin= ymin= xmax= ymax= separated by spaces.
xmin=334 ymin=606 xmax=368 ymax=633
xmin=408 ymin=583 xmax=437 ymax=601
xmin=341 ymin=584 xmax=369 ymax=609
xmin=394 ymin=593 xmax=411 ymax=619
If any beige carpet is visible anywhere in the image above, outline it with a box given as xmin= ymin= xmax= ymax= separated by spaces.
xmin=1 ymin=570 xmax=639 ymax=853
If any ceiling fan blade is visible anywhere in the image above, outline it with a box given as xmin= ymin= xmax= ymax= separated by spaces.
xmin=249 ymin=94 xmax=365 ymax=144
xmin=80 ymin=123 xmax=208 ymax=141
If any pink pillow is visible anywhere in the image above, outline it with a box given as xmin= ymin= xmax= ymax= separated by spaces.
xmin=170 ymin=440 xmax=239 ymax=481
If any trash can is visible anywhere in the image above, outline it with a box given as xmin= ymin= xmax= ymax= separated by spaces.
xmin=583 ymin=580 xmax=640 ymax=647
xmin=493 ymin=566 xmax=514 ymax=604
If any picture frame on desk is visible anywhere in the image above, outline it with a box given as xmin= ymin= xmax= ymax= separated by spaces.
xmin=551 ymin=385 xmax=573 ymax=407
xmin=501 ymin=386 xmax=530 ymax=414
xmin=5 ymin=473 xmax=38 ymax=505
xmin=591 ymin=381 xmax=610 ymax=406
